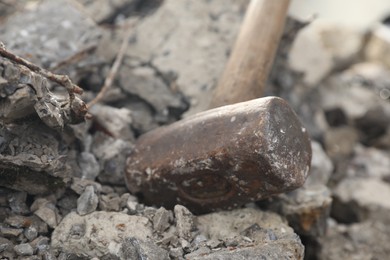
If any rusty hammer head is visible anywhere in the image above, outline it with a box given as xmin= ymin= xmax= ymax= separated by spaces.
xmin=125 ymin=97 xmax=311 ymax=214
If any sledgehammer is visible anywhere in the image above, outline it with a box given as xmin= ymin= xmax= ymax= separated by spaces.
xmin=125 ymin=0 xmax=312 ymax=214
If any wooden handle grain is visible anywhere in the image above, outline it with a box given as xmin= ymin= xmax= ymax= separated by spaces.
xmin=209 ymin=0 xmax=290 ymax=108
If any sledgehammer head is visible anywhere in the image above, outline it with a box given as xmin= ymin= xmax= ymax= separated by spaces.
xmin=125 ymin=97 xmax=311 ymax=214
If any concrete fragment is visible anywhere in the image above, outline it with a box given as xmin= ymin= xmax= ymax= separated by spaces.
xmin=324 ymin=126 xmax=359 ymax=159
xmin=89 ymin=104 xmax=134 ymax=141
xmin=0 ymin=0 xmax=102 ymax=70
xmin=119 ymin=66 xmax=187 ymax=118
xmin=70 ymin=178 xmax=102 ymax=195
xmin=347 ymin=145 xmax=390 ymax=179
xmin=119 ymin=237 xmax=169 ymax=260
xmin=332 ymin=177 xmax=390 ymax=223
xmin=13 ymin=243 xmax=34 ymax=256
xmin=174 ymin=205 xmax=195 ymax=241
xmin=195 ymin=208 xmax=304 ymax=260
xmin=289 ymin=22 xmax=363 ymax=85
xmin=51 ymin=211 xmax=153 ymax=258
xmin=365 ymin=24 xmax=390 ymax=69
xmin=318 ymin=220 xmax=390 ymax=260
xmin=77 ymin=185 xmax=98 ymax=216
xmin=153 ymin=207 xmax=172 ymax=234
xmin=24 ymin=226 xmax=38 ymax=241
xmin=0 ymin=122 xmax=71 ymax=195
xmin=7 ymin=191 xmax=30 ymax=215
xmin=91 ymin=134 xmax=133 ymax=185
xmin=33 ymin=202 xmax=61 ymax=229
xmin=99 ymin=193 xmax=121 ymax=212
xmin=306 ymin=141 xmax=333 ymax=186
xmin=120 ymin=0 xmax=248 ymax=116
xmin=78 ymin=152 xmax=100 ymax=181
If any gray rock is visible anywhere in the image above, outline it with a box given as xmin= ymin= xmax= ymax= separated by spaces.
xmin=169 ymin=247 xmax=184 ymax=259
xmin=332 ymin=177 xmax=390 ymax=223
xmin=195 ymin=208 xmax=304 ymax=260
xmin=119 ymin=0 xmax=248 ymax=116
xmin=77 ymin=0 xmax=138 ymax=24
xmin=0 ymin=237 xmax=13 ymax=253
xmin=7 ymin=191 xmax=30 ymax=215
xmin=24 ymin=226 xmax=38 ymax=241
xmin=307 ymin=141 xmax=333 ymax=186
xmin=78 ymin=152 xmax=100 ymax=181
xmin=33 ymin=202 xmax=61 ymax=229
xmin=365 ymin=24 xmax=390 ymax=69
xmin=13 ymin=243 xmax=34 ymax=256
xmin=89 ymin=104 xmax=134 ymax=141
xmin=0 ymin=122 xmax=71 ymax=195
xmin=70 ymin=178 xmax=102 ymax=195
xmin=0 ymin=0 xmax=102 ymax=71
xmin=119 ymin=237 xmax=169 ymax=260
xmin=289 ymin=22 xmax=364 ymax=86
xmin=77 ymin=185 xmax=98 ymax=215
xmin=0 ymin=226 xmax=23 ymax=238
xmin=51 ymin=211 xmax=152 ymax=258
xmin=174 ymin=205 xmax=195 ymax=241
xmin=318 ymin=220 xmax=390 ymax=260
xmin=324 ymin=126 xmax=359 ymax=159
xmin=99 ymin=193 xmax=121 ymax=212
xmin=347 ymin=145 xmax=390 ymax=179
xmin=153 ymin=207 xmax=173 ymax=234
xmin=91 ymin=134 xmax=133 ymax=185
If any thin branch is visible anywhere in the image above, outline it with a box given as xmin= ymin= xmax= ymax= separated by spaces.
xmin=50 ymin=44 xmax=97 ymax=71
xmin=87 ymin=19 xmax=137 ymax=108
xmin=0 ymin=42 xmax=83 ymax=100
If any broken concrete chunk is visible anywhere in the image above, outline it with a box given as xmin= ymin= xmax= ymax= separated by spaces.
xmin=119 ymin=66 xmax=187 ymax=117
xmin=318 ymin=220 xmax=390 ymax=260
xmin=77 ymin=185 xmax=98 ymax=216
xmin=89 ymin=104 xmax=134 ymax=141
xmin=51 ymin=211 xmax=153 ymax=258
xmin=332 ymin=177 xmax=390 ymax=223
xmin=365 ymin=24 xmax=390 ymax=69
xmin=195 ymin=208 xmax=304 ymax=260
xmin=119 ymin=237 xmax=169 ymax=260
xmin=91 ymin=133 xmax=133 ymax=185
xmin=174 ymin=205 xmax=195 ymax=241
xmin=153 ymin=207 xmax=173 ymax=234
xmin=119 ymin=0 xmax=248 ymax=116
xmin=0 ymin=0 xmax=102 ymax=70
xmin=289 ymin=22 xmax=364 ymax=86
xmin=0 ymin=122 xmax=71 ymax=195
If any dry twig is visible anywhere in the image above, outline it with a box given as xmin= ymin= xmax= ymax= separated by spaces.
xmin=87 ymin=20 xmax=138 ymax=108
xmin=0 ymin=42 xmax=83 ymax=100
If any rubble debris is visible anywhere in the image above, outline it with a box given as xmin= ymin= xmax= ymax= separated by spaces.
xmin=365 ymin=24 xmax=390 ymax=69
xmin=332 ymin=177 xmax=390 ymax=223
xmin=317 ymin=220 xmax=390 ymax=260
xmin=194 ymin=208 xmax=305 ymax=259
xmin=0 ymin=0 xmax=102 ymax=74
xmin=51 ymin=211 xmax=153 ymax=258
xmin=76 ymin=185 xmax=98 ymax=216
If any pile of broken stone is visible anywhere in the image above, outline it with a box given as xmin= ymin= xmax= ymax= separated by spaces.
xmin=1 ymin=1 xmax=390 ymax=259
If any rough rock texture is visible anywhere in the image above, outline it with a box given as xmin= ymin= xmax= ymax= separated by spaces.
xmin=194 ymin=208 xmax=305 ymax=260
xmin=121 ymin=0 xmax=249 ymax=116
xmin=51 ymin=211 xmax=153 ymax=258
xmin=318 ymin=220 xmax=390 ymax=260
xmin=332 ymin=177 xmax=390 ymax=223
xmin=0 ymin=0 xmax=102 ymax=71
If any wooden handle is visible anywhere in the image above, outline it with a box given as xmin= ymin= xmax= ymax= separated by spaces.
xmin=209 ymin=0 xmax=290 ymax=108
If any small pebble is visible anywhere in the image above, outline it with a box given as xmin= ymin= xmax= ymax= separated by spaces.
xmin=8 ymin=192 xmax=30 ymax=215
xmin=14 ymin=243 xmax=34 ymax=256
xmin=24 ymin=226 xmax=38 ymax=241
xmin=77 ymin=185 xmax=98 ymax=216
